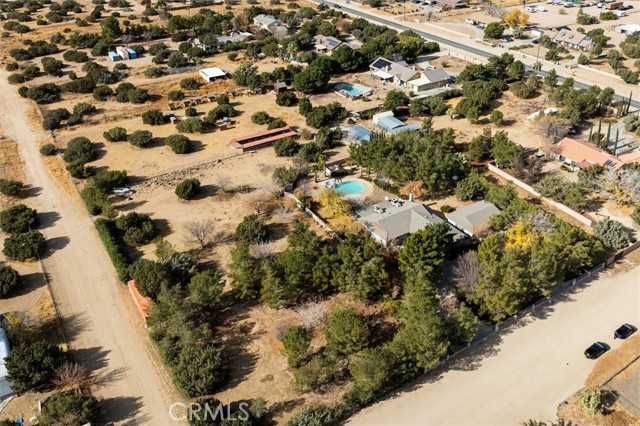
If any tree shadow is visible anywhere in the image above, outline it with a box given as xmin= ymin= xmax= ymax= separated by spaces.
xmin=9 ymin=272 xmax=46 ymax=298
xmin=38 ymin=211 xmax=61 ymax=228
xmin=92 ymin=366 xmax=130 ymax=390
xmin=266 ymin=223 xmax=289 ymax=242
xmin=41 ymin=236 xmax=70 ymax=258
xmin=70 ymin=346 xmax=111 ymax=371
xmin=188 ymin=139 xmax=207 ymax=153
xmin=24 ymin=185 xmax=42 ymax=198
xmin=100 ymin=396 xmax=148 ymax=425
xmin=193 ymin=184 xmax=218 ymax=200
xmin=117 ymin=199 xmax=148 ymax=212
xmin=61 ymin=312 xmax=91 ymax=342
xmin=93 ymin=142 xmax=108 ymax=160
xmin=152 ymin=217 xmax=172 ymax=238
xmin=262 ymin=398 xmax=305 ymax=426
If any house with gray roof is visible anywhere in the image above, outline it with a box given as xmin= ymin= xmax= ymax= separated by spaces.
xmin=357 ymin=199 xmax=465 ymax=247
xmin=313 ymin=35 xmax=343 ymax=54
xmin=373 ymin=111 xmax=420 ymax=135
xmin=407 ymin=68 xmax=450 ymax=92
xmin=547 ymin=29 xmax=593 ymax=51
xmin=216 ymin=32 xmax=253 ymax=46
xmin=253 ymin=14 xmax=281 ymax=29
xmin=445 ymin=200 xmax=500 ymax=236
xmin=369 ymin=57 xmax=421 ymax=88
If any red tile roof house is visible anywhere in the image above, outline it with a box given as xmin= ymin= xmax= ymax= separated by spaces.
xmin=555 ymin=137 xmax=639 ymax=171
xmin=229 ymin=126 xmax=298 ymax=152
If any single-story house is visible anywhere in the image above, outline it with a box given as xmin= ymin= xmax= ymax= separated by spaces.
xmin=369 ymin=57 xmax=421 ymax=87
xmin=547 ymin=29 xmax=593 ymax=52
xmin=253 ymin=14 xmax=281 ymax=30
xmin=270 ymin=25 xmax=290 ymax=40
xmin=229 ymin=126 xmax=298 ymax=151
xmin=346 ymin=125 xmax=373 ymax=144
xmin=313 ymin=35 xmax=343 ymax=54
xmin=274 ymin=81 xmax=288 ymax=93
xmin=216 ymin=32 xmax=253 ymax=46
xmin=0 ymin=327 xmax=12 ymax=399
xmin=357 ymin=199 xmax=465 ymax=247
xmin=436 ymin=0 xmax=468 ymax=8
xmin=446 ymin=201 xmax=501 ymax=236
xmin=554 ymin=137 xmax=638 ymax=171
xmin=199 ymin=67 xmax=227 ymax=83
xmin=373 ymin=111 xmax=420 ymax=134
xmin=407 ymin=68 xmax=450 ymax=92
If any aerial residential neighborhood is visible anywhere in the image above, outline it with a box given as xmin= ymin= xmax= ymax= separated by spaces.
xmin=0 ymin=0 xmax=639 ymax=423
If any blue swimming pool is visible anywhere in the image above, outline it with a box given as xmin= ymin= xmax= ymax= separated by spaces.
xmin=342 ymin=84 xmax=362 ymax=97
xmin=334 ymin=181 xmax=366 ymax=195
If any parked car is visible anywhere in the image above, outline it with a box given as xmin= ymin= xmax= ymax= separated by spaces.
xmin=500 ymin=37 xmax=513 ymax=43
xmin=476 ymin=24 xmax=485 ymax=30
xmin=584 ymin=342 xmax=608 ymax=359
xmin=614 ymin=324 xmax=637 ymax=339
xmin=532 ymin=39 xmax=540 ymax=44
xmin=568 ymin=127 xmax=577 ymax=135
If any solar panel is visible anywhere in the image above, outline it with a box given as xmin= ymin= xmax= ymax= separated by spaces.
xmin=327 ymin=38 xmax=340 ymax=47
xmin=604 ymin=160 xmax=615 ymax=168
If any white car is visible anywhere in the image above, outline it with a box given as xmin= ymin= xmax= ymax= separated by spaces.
xmin=537 ymin=6 xmax=547 ymax=11
xmin=113 ymin=187 xmax=132 ymax=196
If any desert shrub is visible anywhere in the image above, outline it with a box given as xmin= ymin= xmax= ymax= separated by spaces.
xmin=593 ymin=218 xmax=629 ymax=249
xmin=40 ymin=143 xmax=58 ymax=156
xmin=94 ymin=218 xmax=129 ymax=280
xmin=165 ymin=134 xmax=192 ymax=154
xmin=26 ymin=83 xmax=61 ymax=104
xmin=103 ymin=126 xmax=127 ymax=142
xmin=93 ymin=85 xmax=113 ymax=101
xmin=72 ymin=102 xmax=97 ymax=117
xmin=180 ymin=77 xmax=201 ymax=90
xmin=282 ymin=326 xmax=311 ymax=368
xmin=0 ymin=204 xmax=37 ymax=234
xmin=0 ymin=179 xmax=24 ymax=196
xmin=185 ymin=107 xmax=197 ymax=117
xmin=0 ymin=265 xmax=22 ymax=298
xmin=42 ymin=108 xmax=71 ymax=130
xmin=175 ymin=117 xmax=203 ymax=133
xmin=127 ymin=88 xmax=149 ymax=103
xmin=116 ymin=212 xmax=157 ymax=247
xmin=175 ymin=178 xmax=201 ymax=200
xmin=168 ymin=90 xmax=184 ymax=101
xmin=142 ymin=109 xmax=166 ymax=125
xmin=235 ymin=214 xmax=267 ymax=244
xmin=128 ymin=130 xmax=153 ymax=147
xmin=3 ymin=231 xmax=46 ymax=261
xmin=268 ymin=119 xmax=287 ymax=130
xmin=273 ymin=137 xmax=300 ymax=156
xmin=40 ymin=393 xmax=100 ymax=426
xmin=276 ymin=91 xmax=298 ymax=107
xmin=63 ymin=136 xmax=96 ymax=163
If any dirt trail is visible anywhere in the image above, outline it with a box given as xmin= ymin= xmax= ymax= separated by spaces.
xmin=0 ymin=71 xmax=182 ymax=425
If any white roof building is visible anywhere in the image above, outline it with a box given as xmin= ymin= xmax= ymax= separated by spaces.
xmin=0 ymin=327 xmax=12 ymax=399
xmin=253 ymin=14 xmax=281 ymax=29
xmin=199 ymin=67 xmax=227 ymax=82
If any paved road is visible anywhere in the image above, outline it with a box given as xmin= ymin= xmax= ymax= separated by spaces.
xmin=348 ymin=266 xmax=640 ymax=425
xmin=0 ymin=71 xmax=182 ymax=425
xmin=316 ymin=0 xmax=640 ymax=109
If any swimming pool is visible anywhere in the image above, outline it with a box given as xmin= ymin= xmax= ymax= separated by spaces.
xmin=334 ymin=181 xmax=366 ymax=195
xmin=341 ymin=84 xmax=362 ymax=97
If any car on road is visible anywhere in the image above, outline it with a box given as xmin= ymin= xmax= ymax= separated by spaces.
xmin=614 ymin=324 xmax=637 ymax=339
xmin=333 ymin=3 xmax=341 ymax=7
xmin=584 ymin=342 xmax=608 ymax=359
xmin=500 ymin=37 xmax=513 ymax=43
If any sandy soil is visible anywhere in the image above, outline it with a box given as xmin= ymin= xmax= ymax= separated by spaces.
xmin=348 ymin=262 xmax=640 ymax=425
xmin=557 ymin=389 xmax=640 ymax=426
xmin=0 ymin=69 xmax=184 ymax=425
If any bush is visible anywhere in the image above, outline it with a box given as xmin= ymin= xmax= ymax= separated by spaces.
xmin=185 ymin=107 xmax=197 ymax=117
xmin=175 ymin=117 xmax=203 ymax=133
xmin=72 ymin=102 xmax=97 ymax=117
xmin=3 ymin=231 xmax=46 ymax=261
xmin=175 ymin=178 xmax=201 ymax=200
xmin=68 ymin=162 xmax=95 ymax=179
xmin=128 ymin=130 xmax=153 ymax=147
xmin=0 ymin=204 xmax=39 ymax=234
xmin=251 ymin=111 xmax=272 ymax=125
xmin=0 ymin=179 xmax=24 ymax=196
xmin=599 ymin=11 xmax=617 ymax=20
xmin=4 ymin=340 xmax=64 ymax=393
xmin=63 ymin=49 xmax=89 ymax=62
xmin=180 ymin=77 xmax=201 ymax=90
xmin=273 ymin=137 xmax=300 ymax=156
xmin=145 ymin=66 xmax=164 ymax=78
xmin=632 ymin=206 xmax=640 ymax=225
xmin=142 ymin=109 xmax=166 ymax=125
xmin=26 ymin=83 xmax=61 ymax=104
xmin=93 ymin=85 xmax=113 ymax=101
xmin=40 ymin=393 xmax=100 ymax=426
xmin=94 ymin=218 xmax=129 ymax=280
xmin=127 ymin=88 xmax=149 ymax=103
xmin=593 ymin=218 xmax=629 ymax=249
xmin=89 ymin=169 xmax=128 ymax=192
xmin=173 ymin=345 xmax=226 ymax=398
xmin=235 ymin=214 xmax=267 ymax=244
xmin=63 ymin=136 xmax=96 ymax=163
xmin=103 ymin=126 xmax=128 ymax=142
xmin=116 ymin=212 xmax=156 ymax=247
xmin=40 ymin=143 xmax=58 ymax=156
xmin=168 ymin=90 xmax=184 ymax=101
xmin=165 ymin=134 xmax=192 ymax=154
xmin=276 ymin=91 xmax=298 ymax=107
xmin=268 ymin=118 xmax=287 ymax=130
xmin=0 ymin=265 xmax=21 ymax=298
xmin=325 ymin=307 xmax=368 ymax=355
xmin=282 ymin=326 xmax=311 ymax=368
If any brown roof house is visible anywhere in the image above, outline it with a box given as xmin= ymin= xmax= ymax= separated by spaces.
xmin=554 ymin=137 xmax=639 ymax=171
xmin=547 ymin=29 xmax=594 ymax=52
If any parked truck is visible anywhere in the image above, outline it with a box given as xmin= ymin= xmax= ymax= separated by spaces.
xmin=605 ymin=1 xmax=623 ymax=9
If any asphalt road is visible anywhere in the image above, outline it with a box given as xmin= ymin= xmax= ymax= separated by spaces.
xmin=348 ymin=265 xmax=640 ymax=425
xmin=316 ymin=0 xmax=640 ymax=109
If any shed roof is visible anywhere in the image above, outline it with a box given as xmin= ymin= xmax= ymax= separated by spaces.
xmin=446 ymin=201 xmax=500 ymax=236
xmin=0 ymin=327 xmax=12 ymax=399
xmin=422 ymin=68 xmax=450 ymax=83
xmin=200 ymin=67 xmax=227 ymax=78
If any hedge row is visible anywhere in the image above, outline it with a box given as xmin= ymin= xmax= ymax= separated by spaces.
xmin=94 ymin=218 xmax=129 ymax=281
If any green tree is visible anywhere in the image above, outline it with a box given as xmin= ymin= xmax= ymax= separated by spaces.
xmin=142 ymin=109 xmax=166 ymax=125
xmin=5 ymin=340 xmax=65 ymax=393
xmin=173 ymin=345 xmax=226 ymax=398
xmin=491 ymin=132 xmax=524 ymax=167
xmin=235 ymin=214 xmax=267 ymax=244
xmin=128 ymin=130 xmax=154 ymax=147
xmin=484 ymin=22 xmax=504 ymax=39
xmin=0 ymin=179 xmax=24 ymax=196
xmin=229 ymin=244 xmax=261 ymax=299
xmin=398 ymin=222 xmax=452 ymax=279
xmin=593 ymin=218 xmax=629 ymax=249
xmin=382 ymin=90 xmax=409 ymax=111
xmin=298 ymin=97 xmax=313 ymax=116
xmin=580 ymin=388 xmax=603 ymax=416
xmin=101 ymin=16 xmax=122 ymax=39
xmin=455 ymin=172 xmax=489 ymax=201
xmin=0 ymin=265 xmax=21 ymax=298
xmin=188 ymin=270 xmax=223 ymax=312
xmin=489 ymin=110 xmax=504 ymax=125
xmin=293 ymin=63 xmax=330 ymax=94
xmin=325 ymin=307 xmax=369 ymax=355
xmin=175 ymin=178 xmax=201 ymax=200
xmin=0 ymin=204 xmax=39 ymax=234
xmin=40 ymin=393 xmax=100 ymax=426
xmin=348 ymin=348 xmax=392 ymax=397
xmin=165 ymin=134 xmax=192 ymax=154
xmin=273 ymin=138 xmax=301 ymax=157
xmin=334 ymin=233 xmax=387 ymax=300
xmin=129 ymin=259 xmax=171 ymax=300
xmin=282 ymin=326 xmax=311 ymax=368
xmin=3 ymin=231 xmax=46 ymax=261
xmin=103 ymin=126 xmax=128 ymax=142
xmin=63 ymin=136 xmax=96 ymax=164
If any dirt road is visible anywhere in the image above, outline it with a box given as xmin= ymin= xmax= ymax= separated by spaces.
xmin=0 ymin=72 xmax=182 ymax=425
xmin=348 ymin=265 xmax=640 ymax=425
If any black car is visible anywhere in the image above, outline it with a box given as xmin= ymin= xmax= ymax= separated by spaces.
xmin=614 ymin=324 xmax=637 ymax=339
xmin=584 ymin=342 xmax=608 ymax=359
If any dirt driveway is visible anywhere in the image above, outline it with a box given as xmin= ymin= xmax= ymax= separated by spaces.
xmin=348 ymin=264 xmax=640 ymax=426
xmin=0 ymin=71 xmax=183 ymax=425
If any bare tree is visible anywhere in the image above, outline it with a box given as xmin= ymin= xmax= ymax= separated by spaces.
xmin=525 ymin=211 xmax=555 ymax=235
xmin=246 ymin=190 xmax=279 ymax=216
xmin=184 ymin=218 xmax=216 ymax=248
xmin=53 ymin=362 xmax=92 ymax=393
xmin=603 ymin=169 xmax=640 ymax=205
xmin=250 ymin=241 xmax=274 ymax=259
xmin=452 ymin=252 xmax=482 ymax=295
xmin=295 ymin=299 xmax=328 ymax=329
xmin=216 ymin=173 xmax=233 ymax=193
xmin=537 ymin=116 xmax=571 ymax=146
xmin=273 ymin=321 xmax=292 ymax=341
xmin=272 ymin=204 xmax=295 ymax=223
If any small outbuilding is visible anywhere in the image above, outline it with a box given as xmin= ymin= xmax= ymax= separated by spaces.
xmin=274 ymin=82 xmax=288 ymax=93
xmin=108 ymin=51 xmax=120 ymax=62
xmin=199 ymin=67 xmax=227 ymax=83
xmin=0 ymin=327 xmax=13 ymax=399
xmin=446 ymin=200 xmax=501 ymax=236
xmin=116 ymin=46 xmax=130 ymax=60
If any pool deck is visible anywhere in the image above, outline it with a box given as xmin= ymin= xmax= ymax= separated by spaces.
xmin=325 ymin=177 xmax=374 ymax=199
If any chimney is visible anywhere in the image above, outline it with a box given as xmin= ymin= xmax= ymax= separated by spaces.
xmin=409 ymin=193 xmax=414 ymax=202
